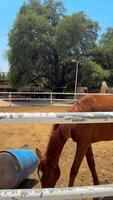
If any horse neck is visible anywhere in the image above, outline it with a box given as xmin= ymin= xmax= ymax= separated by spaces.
xmin=45 ymin=124 xmax=70 ymax=165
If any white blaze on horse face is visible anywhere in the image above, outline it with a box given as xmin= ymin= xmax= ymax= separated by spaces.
xmin=39 ymin=170 xmax=43 ymax=179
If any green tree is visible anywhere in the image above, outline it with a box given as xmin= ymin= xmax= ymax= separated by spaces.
xmin=8 ymin=0 xmax=65 ymax=90
xmin=56 ymin=12 xmax=99 ymax=58
xmin=90 ymin=27 xmax=113 ymax=86
xmin=55 ymin=12 xmax=99 ymax=90
xmin=80 ymin=58 xmax=109 ymax=88
xmin=8 ymin=0 xmax=100 ymax=91
xmin=100 ymin=27 xmax=113 ymax=45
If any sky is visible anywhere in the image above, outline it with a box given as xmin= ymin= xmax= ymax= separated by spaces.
xmin=1 ymin=0 xmax=113 ymax=73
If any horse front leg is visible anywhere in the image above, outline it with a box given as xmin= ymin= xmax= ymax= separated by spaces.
xmin=68 ymin=141 xmax=90 ymax=187
xmin=86 ymin=145 xmax=99 ymax=185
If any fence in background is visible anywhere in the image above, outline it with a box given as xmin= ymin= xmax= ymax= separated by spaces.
xmin=0 ymin=92 xmax=75 ymax=106
xmin=0 ymin=91 xmax=112 ymax=106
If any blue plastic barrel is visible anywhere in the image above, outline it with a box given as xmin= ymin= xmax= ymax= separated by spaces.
xmin=0 ymin=149 xmax=39 ymax=189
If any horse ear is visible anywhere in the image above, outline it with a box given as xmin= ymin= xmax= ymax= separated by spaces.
xmin=36 ymin=148 xmax=42 ymax=159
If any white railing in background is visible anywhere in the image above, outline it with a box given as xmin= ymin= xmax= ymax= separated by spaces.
xmin=0 ymin=91 xmax=112 ymax=106
xmin=0 ymin=92 xmax=75 ymax=106
xmin=0 ymin=184 xmax=113 ymax=199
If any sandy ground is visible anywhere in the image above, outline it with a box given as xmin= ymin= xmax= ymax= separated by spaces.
xmin=0 ymin=105 xmax=113 ymax=195
xmin=0 ymin=100 xmax=11 ymax=106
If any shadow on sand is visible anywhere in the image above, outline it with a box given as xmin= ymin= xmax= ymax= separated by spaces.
xmin=17 ymin=178 xmax=38 ymax=189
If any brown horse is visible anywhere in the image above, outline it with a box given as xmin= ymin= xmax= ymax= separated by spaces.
xmin=36 ymin=95 xmax=113 ymax=188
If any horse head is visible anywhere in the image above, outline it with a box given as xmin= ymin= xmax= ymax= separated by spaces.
xmin=36 ymin=148 xmax=60 ymax=188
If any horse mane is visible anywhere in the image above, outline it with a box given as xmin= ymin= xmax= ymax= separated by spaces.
xmin=51 ymin=96 xmax=96 ymax=140
xmin=69 ymin=95 xmax=96 ymax=112
xmin=70 ymin=94 xmax=113 ymax=112
xmin=45 ymin=123 xmax=71 ymax=164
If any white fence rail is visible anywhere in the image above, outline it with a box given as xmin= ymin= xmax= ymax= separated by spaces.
xmin=0 ymin=184 xmax=113 ymax=199
xmin=0 ymin=91 xmax=112 ymax=106
xmin=0 ymin=112 xmax=113 ymax=123
xmin=0 ymin=92 xmax=76 ymax=106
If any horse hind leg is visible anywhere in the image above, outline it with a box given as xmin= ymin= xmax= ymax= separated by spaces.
xmin=86 ymin=145 xmax=99 ymax=185
xmin=68 ymin=141 xmax=90 ymax=187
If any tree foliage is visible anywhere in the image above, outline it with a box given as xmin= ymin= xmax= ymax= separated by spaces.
xmin=80 ymin=58 xmax=109 ymax=88
xmin=56 ymin=12 xmax=99 ymax=58
xmin=7 ymin=0 xmax=112 ymax=91
xmin=90 ymin=27 xmax=113 ymax=86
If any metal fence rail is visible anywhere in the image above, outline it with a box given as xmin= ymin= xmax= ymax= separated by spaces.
xmin=0 ymin=112 xmax=113 ymax=123
xmin=0 ymin=91 xmax=112 ymax=106
xmin=0 ymin=184 xmax=113 ymax=199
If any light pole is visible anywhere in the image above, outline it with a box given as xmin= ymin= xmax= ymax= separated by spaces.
xmin=72 ymin=60 xmax=79 ymax=99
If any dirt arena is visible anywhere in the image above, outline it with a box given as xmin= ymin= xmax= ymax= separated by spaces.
xmin=0 ymin=104 xmax=113 ymax=190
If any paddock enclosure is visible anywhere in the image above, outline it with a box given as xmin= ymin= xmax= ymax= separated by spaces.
xmin=0 ymin=105 xmax=113 ymax=190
